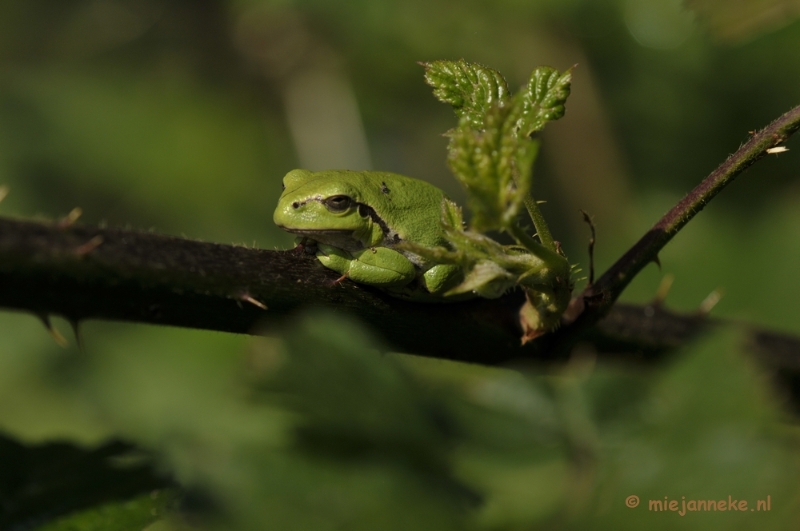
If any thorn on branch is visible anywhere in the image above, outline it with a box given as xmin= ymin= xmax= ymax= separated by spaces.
xmin=38 ymin=314 xmax=68 ymax=347
xmin=57 ymin=207 xmax=83 ymax=229
xmin=652 ymin=254 xmax=662 ymax=270
xmin=697 ymin=288 xmax=724 ymax=316
xmin=75 ymin=235 xmax=104 ymax=256
xmin=239 ymin=293 xmax=268 ymax=311
xmin=568 ymin=104 xmax=800 ymax=335
xmin=766 ymin=146 xmax=788 ymax=154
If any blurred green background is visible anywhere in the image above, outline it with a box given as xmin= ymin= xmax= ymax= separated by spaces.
xmin=1 ymin=0 xmax=800 ymax=529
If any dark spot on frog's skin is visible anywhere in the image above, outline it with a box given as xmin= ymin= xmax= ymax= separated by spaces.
xmin=381 ymin=182 xmax=390 ymax=194
xmin=352 ymin=201 xmax=401 ymax=245
xmin=370 ymin=247 xmax=377 ymax=254
xmin=292 ymin=202 xmax=299 ymax=209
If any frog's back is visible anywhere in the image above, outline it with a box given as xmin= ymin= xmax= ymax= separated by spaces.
xmin=333 ymin=170 xmax=451 ymax=247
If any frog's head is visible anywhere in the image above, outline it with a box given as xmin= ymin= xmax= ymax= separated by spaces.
xmin=273 ymin=169 xmax=382 ymax=249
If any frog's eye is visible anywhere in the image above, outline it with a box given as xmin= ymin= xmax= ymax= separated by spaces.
xmin=323 ymin=195 xmax=353 ymax=212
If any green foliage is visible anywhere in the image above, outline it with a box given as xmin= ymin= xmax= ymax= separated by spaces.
xmin=422 ymin=60 xmax=510 ymax=130
xmin=401 ymin=202 xmax=566 ymax=300
xmin=520 ymin=67 xmax=572 ymax=135
xmin=417 ymin=60 xmax=573 ymax=334
xmin=423 ymin=60 xmax=571 ymax=237
xmin=33 ymin=491 xmax=175 ymax=531
xmin=2 ymin=313 xmax=799 ymax=530
xmin=445 ymin=99 xmax=536 ymax=232
xmin=2 ymin=2 xmax=800 ymax=530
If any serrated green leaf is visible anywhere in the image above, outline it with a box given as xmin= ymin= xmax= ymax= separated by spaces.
xmin=446 ymin=105 xmax=509 ymax=231
xmin=440 ymin=197 xmax=464 ymax=231
xmin=518 ymin=66 xmax=572 ymax=135
xmin=422 ymin=59 xmax=510 ymax=130
xmin=446 ymin=98 xmax=537 ymax=233
xmin=427 ymin=61 xmax=570 ymax=236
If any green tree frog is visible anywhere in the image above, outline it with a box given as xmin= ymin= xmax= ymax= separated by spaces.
xmin=273 ymin=169 xmax=465 ymax=300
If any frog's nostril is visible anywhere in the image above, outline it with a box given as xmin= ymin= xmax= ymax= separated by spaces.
xmin=292 ymin=202 xmax=299 ymax=209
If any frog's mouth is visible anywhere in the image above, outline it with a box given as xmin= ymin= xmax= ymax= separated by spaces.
xmin=278 ymin=227 xmax=351 ymax=236
xmin=277 ymin=227 xmax=364 ymax=251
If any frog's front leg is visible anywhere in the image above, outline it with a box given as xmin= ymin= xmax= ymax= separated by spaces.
xmin=316 ymin=244 xmax=417 ymax=288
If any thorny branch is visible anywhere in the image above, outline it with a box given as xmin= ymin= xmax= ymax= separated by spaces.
xmin=0 ymin=216 xmax=797 ymax=370
xmin=552 ymin=104 xmax=800 ymax=349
